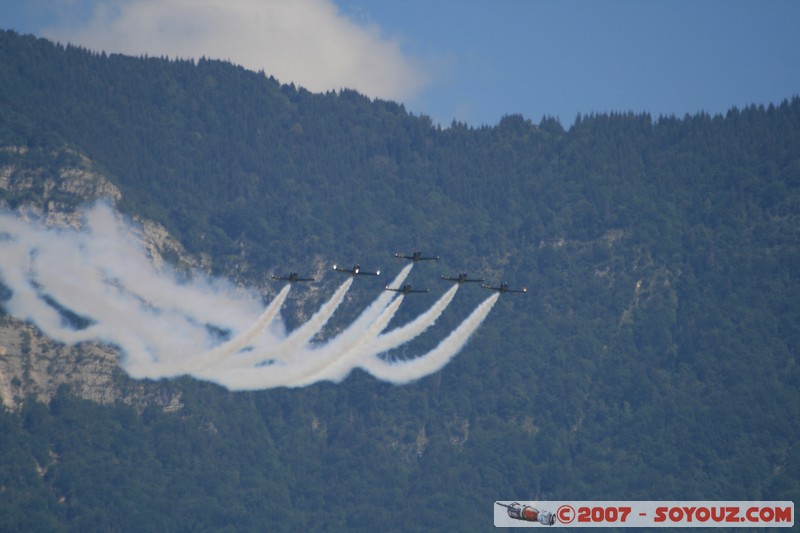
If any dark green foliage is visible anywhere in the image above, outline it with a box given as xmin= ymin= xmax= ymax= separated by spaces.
xmin=1 ymin=29 xmax=799 ymax=530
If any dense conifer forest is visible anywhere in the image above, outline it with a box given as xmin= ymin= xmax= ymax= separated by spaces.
xmin=1 ymin=30 xmax=799 ymax=530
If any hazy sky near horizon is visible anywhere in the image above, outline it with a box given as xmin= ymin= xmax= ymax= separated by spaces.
xmin=2 ymin=0 xmax=798 ymax=127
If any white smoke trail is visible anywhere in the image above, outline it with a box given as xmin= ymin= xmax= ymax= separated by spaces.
xmin=96 ymin=207 xmax=262 ymax=327
xmin=191 ymin=294 xmax=406 ymax=390
xmin=28 ymin=227 xmax=208 ymax=365
xmin=251 ymin=265 xmax=413 ymax=386
xmin=326 ymin=263 xmax=413 ymax=347
xmin=275 ymin=277 xmax=352 ymax=352
xmin=0 ymin=236 xmax=78 ymax=340
xmin=0 ymin=219 xmax=177 ymax=362
xmin=0 ymin=203 xmax=499 ymax=390
xmin=366 ymin=283 xmax=459 ymax=355
xmin=231 ymin=276 xmax=354 ymax=368
xmin=360 ymin=292 xmax=500 ymax=384
xmin=1 ymin=206 xmax=260 ymax=369
xmin=194 ymin=266 xmax=411 ymax=388
xmin=141 ymin=283 xmax=293 ymax=377
xmin=288 ymin=294 xmax=405 ymax=386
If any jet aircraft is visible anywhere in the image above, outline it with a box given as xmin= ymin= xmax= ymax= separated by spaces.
xmin=481 ymin=282 xmax=527 ymax=293
xmin=384 ymin=284 xmax=429 ymax=294
xmin=332 ymin=264 xmax=380 ymax=276
xmin=496 ymin=502 xmax=555 ymax=526
xmin=271 ymin=272 xmax=315 ymax=283
xmin=440 ymin=273 xmax=485 ymax=284
xmin=393 ymin=251 xmax=440 ymax=262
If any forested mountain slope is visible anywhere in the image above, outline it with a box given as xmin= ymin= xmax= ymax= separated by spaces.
xmin=1 ymin=30 xmax=798 ymax=530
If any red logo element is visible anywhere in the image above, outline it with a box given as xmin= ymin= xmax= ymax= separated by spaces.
xmin=557 ymin=505 xmax=575 ymax=524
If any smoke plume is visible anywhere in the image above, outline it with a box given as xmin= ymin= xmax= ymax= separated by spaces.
xmin=0 ymin=203 xmax=497 ymax=390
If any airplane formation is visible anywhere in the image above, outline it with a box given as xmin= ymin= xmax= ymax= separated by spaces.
xmin=0 ymin=204 xmax=514 ymax=390
xmin=273 ymin=252 xmax=527 ymax=294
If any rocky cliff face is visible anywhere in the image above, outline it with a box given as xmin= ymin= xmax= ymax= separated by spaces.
xmin=0 ymin=145 xmax=184 ymax=412
xmin=0 ymin=316 xmax=183 ymax=412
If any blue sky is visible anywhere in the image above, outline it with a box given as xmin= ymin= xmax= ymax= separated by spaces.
xmin=2 ymin=0 xmax=799 ymax=127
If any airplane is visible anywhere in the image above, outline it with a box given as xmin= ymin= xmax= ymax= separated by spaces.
xmin=496 ymin=502 xmax=555 ymax=526
xmin=481 ymin=282 xmax=527 ymax=293
xmin=440 ymin=273 xmax=485 ymax=284
xmin=384 ymin=284 xmax=429 ymax=294
xmin=393 ymin=251 xmax=440 ymax=262
xmin=271 ymin=272 xmax=315 ymax=283
xmin=332 ymin=264 xmax=380 ymax=276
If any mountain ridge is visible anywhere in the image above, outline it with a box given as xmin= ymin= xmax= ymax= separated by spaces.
xmin=1 ymin=28 xmax=798 ymax=530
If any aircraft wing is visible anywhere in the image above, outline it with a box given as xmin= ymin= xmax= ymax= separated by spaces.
xmin=271 ymin=273 xmax=314 ymax=282
xmin=394 ymin=252 xmax=440 ymax=262
xmin=385 ymin=285 xmax=429 ymax=294
xmin=333 ymin=264 xmax=380 ymax=276
xmin=332 ymin=264 xmax=353 ymax=274
xmin=441 ymin=274 xmax=484 ymax=283
xmin=481 ymin=283 xmax=527 ymax=293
